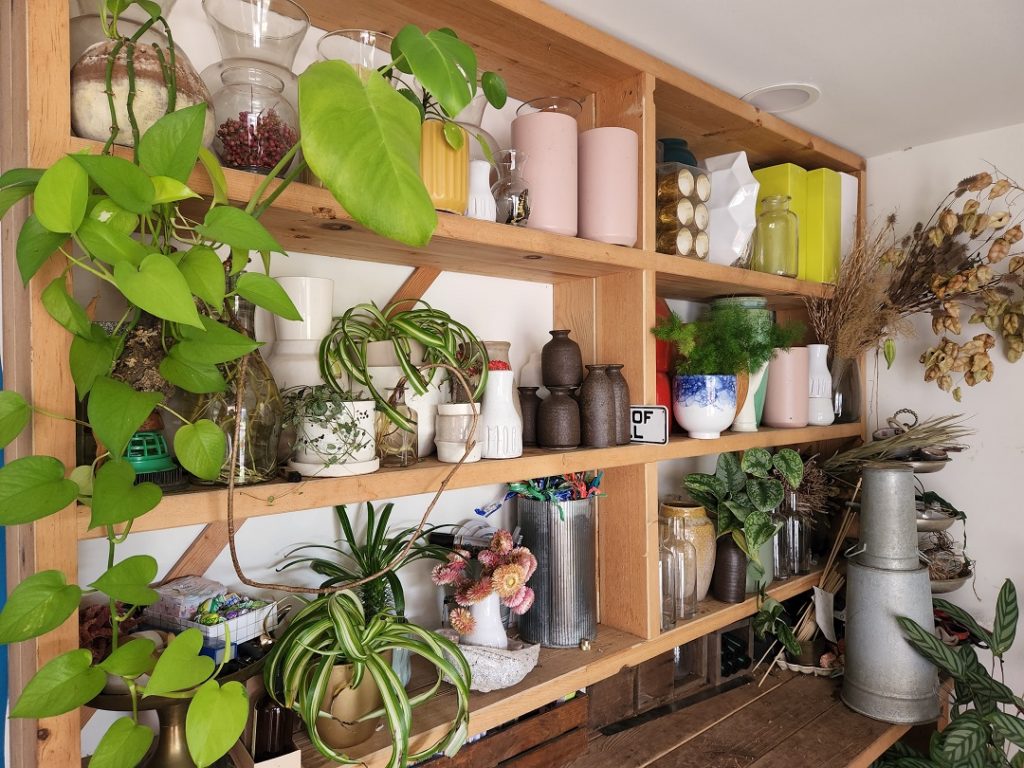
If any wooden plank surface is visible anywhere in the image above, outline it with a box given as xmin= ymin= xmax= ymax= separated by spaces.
xmin=76 ymin=424 xmax=863 ymax=539
xmin=293 ymin=573 xmax=821 ymax=768
xmin=574 ymin=673 xmax=908 ymax=768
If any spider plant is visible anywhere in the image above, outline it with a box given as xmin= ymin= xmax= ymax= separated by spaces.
xmin=319 ymin=299 xmax=488 ymax=431
xmin=276 ymin=503 xmax=448 ymax=619
xmin=263 ymin=589 xmax=471 ymax=767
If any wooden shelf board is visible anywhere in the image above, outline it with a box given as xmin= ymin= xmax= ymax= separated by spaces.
xmin=76 ymin=424 xmax=862 ymax=540
xmin=652 ymin=252 xmax=833 ymax=305
xmin=67 ymin=138 xmax=835 ymax=301
xmin=293 ymin=572 xmax=822 ymax=768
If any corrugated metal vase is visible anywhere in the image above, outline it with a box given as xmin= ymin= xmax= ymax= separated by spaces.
xmin=517 ymin=497 xmax=597 ymax=647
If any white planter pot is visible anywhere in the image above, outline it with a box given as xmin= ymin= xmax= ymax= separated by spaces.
xmin=672 ymin=374 xmax=737 ymax=439
xmin=364 ymin=339 xmax=425 ymax=368
xmin=288 ymin=399 xmax=378 ymax=477
xmin=731 ymin=363 xmax=767 ymax=433
xmin=807 ymin=344 xmax=835 ymax=426
xmin=435 ymin=403 xmax=482 ymax=464
xmin=273 ymin=276 xmax=334 ymax=341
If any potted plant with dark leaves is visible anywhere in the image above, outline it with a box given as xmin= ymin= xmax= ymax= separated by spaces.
xmin=0 ymin=1 xmax=505 ymax=763
xmin=263 ymin=589 xmax=471 ymax=764
xmin=684 ymin=448 xmax=803 ymax=603
xmin=652 ymin=304 xmax=801 ymax=439
xmin=874 ymin=579 xmax=1023 ymax=767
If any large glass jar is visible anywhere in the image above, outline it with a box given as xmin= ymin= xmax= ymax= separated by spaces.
xmin=202 ymin=0 xmax=309 ymax=68
xmin=213 ymin=66 xmax=299 ymax=174
xmin=751 ymin=194 xmax=799 ymax=277
xmin=316 ymin=29 xmax=394 ymax=78
xmin=659 ymin=537 xmax=678 ymax=631
xmin=191 ymin=297 xmax=283 ymax=485
xmin=492 ymin=150 xmax=531 ymax=226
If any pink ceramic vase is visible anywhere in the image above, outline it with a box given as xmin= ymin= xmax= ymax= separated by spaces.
xmin=511 ymin=97 xmax=581 ymax=236
xmin=762 ymin=347 xmax=809 ymax=428
xmin=578 ymin=127 xmax=638 ymax=246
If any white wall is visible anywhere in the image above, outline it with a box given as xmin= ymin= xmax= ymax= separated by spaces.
xmin=867 ymin=122 xmax=1024 ymax=695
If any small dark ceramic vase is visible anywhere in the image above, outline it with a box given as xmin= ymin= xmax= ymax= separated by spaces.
xmin=518 ymin=386 xmax=541 ymax=447
xmin=711 ymin=536 xmax=747 ymax=604
xmin=537 ymin=386 xmax=580 ymax=450
xmin=579 ymin=365 xmax=616 ymax=448
xmin=606 ymin=363 xmax=631 ymax=445
xmin=541 ymin=329 xmax=583 ymax=387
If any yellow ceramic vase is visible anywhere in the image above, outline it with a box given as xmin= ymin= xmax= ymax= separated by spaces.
xmin=661 ymin=498 xmax=716 ymax=602
xmin=420 ymin=120 xmax=468 ymax=214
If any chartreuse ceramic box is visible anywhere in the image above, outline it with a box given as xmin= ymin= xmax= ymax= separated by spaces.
xmin=753 ymin=163 xmax=807 ymax=278
xmin=805 ymin=168 xmax=842 ymax=283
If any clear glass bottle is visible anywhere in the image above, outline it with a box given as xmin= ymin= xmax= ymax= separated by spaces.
xmin=213 ymin=66 xmax=299 ymax=174
xmin=191 ymin=296 xmax=283 ymax=486
xmin=375 ymin=388 xmax=418 ymax=467
xmin=491 ymin=149 xmax=531 ymax=226
xmin=784 ymin=491 xmax=812 ymax=574
xmin=659 ymin=534 xmax=678 ymax=631
xmin=668 ymin=518 xmax=698 ymax=619
xmin=751 ymin=194 xmax=799 ymax=277
xmin=772 ymin=501 xmax=791 ymax=580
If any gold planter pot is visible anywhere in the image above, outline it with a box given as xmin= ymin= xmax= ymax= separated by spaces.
xmin=420 ymin=120 xmax=468 ymax=214
xmin=316 ymin=657 xmax=388 ymax=750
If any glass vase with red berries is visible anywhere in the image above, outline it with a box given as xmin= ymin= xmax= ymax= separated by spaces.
xmin=212 ymin=65 xmax=299 ymax=174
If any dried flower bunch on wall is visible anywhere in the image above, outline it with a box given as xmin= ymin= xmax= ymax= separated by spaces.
xmin=807 ymin=170 xmax=1024 ymax=400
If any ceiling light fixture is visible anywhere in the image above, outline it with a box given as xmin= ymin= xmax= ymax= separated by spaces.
xmin=741 ymin=83 xmax=821 ymax=114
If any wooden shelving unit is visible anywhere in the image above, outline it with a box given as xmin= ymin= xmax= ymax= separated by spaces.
xmin=1 ymin=0 xmax=867 ymax=764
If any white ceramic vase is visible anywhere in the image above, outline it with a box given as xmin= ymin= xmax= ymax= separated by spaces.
xmin=807 ymin=344 xmax=835 ymax=426
xmin=577 ymin=126 xmax=638 ymax=246
xmin=265 ymin=276 xmax=335 ymax=390
xmin=672 ymin=374 xmax=737 ymax=439
xmin=479 ymin=370 xmax=523 ymax=458
xmin=273 ymin=276 xmax=334 ymax=341
xmin=703 ymin=151 xmax=759 ymax=267
xmin=463 ymin=592 xmax=508 ymax=650
xmin=730 ymin=362 xmax=768 ymax=433
xmin=465 ymin=159 xmax=497 ymax=222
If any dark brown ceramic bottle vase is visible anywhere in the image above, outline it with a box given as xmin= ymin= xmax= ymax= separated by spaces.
xmin=606 ymin=363 xmax=631 ymax=445
xmin=518 ymin=386 xmax=541 ymax=446
xmin=579 ymin=365 xmax=616 ymax=448
xmin=711 ymin=536 xmax=747 ymax=603
xmin=537 ymin=386 xmax=580 ymax=449
xmin=541 ymin=329 xmax=583 ymax=387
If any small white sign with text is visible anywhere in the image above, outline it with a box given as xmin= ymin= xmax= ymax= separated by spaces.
xmin=629 ymin=405 xmax=669 ymax=445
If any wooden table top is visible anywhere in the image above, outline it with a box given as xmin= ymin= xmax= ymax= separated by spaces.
xmin=570 ymin=671 xmax=910 ymax=768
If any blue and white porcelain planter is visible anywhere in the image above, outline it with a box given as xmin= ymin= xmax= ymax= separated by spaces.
xmin=672 ymin=374 xmax=738 ymax=439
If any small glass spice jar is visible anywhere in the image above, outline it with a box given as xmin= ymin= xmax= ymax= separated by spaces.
xmin=213 ymin=66 xmax=299 ymax=174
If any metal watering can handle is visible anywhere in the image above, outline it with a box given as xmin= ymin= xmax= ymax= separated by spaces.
xmin=844 ymin=542 xmax=867 ymax=559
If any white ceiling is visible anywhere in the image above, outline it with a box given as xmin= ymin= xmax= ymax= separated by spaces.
xmin=546 ymin=0 xmax=1024 ymax=158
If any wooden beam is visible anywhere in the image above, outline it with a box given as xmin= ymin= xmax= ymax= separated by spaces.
xmin=161 ymin=520 xmax=247 ymax=585
xmin=386 ymin=267 xmax=442 ymax=311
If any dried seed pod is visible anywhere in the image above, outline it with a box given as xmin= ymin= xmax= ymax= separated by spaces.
xmin=989 ymin=179 xmax=1012 ymax=199
xmin=976 ymin=265 xmax=994 ymax=284
xmin=961 ymin=212 xmax=978 ymax=233
xmin=939 ymin=209 xmax=958 ymax=235
xmin=963 ymin=199 xmax=981 ymax=215
xmin=1004 ymin=224 xmax=1022 ymax=244
xmin=972 ymin=214 xmax=991 ymax=236
xmin=1009 ymin=255 xmax=1024 ymax=273
xmin=927 ymin=226 xmax=945 ymax=247
xmin=1002 ymin=313 xmax=1020 ymax=336
xmin=967 ymin=172 xmax=993 ymax=191
xmin=988 ymin=238 xmax=1011 ymax=263
xmin=938 ymin=373 xmax=954 ymax=391
xmin=988 ymin=210 xmax=1011 ymax=228
xmin=953 ymin=386 xmax=962 ymax=402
